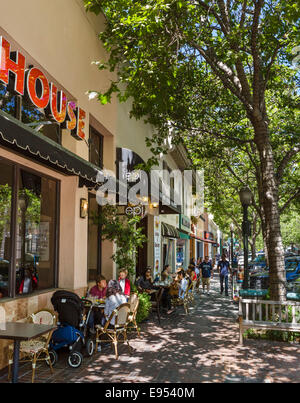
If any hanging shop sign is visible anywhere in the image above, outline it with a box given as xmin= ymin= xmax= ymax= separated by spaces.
xmin=204 ymin=231 xmax=214 ymax=241
xmin=179 ymin=214 xmax=191 ymax=233
xmin=125 ymin=205 xmax=145 ymax=218
xmin=0 ymin=36 xmax=86 ymax=140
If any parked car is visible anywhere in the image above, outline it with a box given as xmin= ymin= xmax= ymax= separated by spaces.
xmin=250 ymin=261 xmax=300 ymax=289
xmin=287 ymin=277 xmax=300 ymax=294
xmin=248 ymin=254 xmax=266 ymax=274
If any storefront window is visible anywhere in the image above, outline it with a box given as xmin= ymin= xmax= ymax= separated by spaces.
xmin=0 ymin=83 xmax=61 ymax=143
xmin=89 ymin=126 xmax=103 ymax=168
xmin=0 ymin=161 xmax=12 ymax=299
xmin=0 ymin=83 xmax=16 ymax=117
xmin=176 ymin=239 xmax=185 ymax=269
xmin=22 ymin=96 xmax=61 ymax=144
xmin=16 ymin=170 xmax=57 ymax=295
xmin=88 ymin=193 xmax=101 ymax=282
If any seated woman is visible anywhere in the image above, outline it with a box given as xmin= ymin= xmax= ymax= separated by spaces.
xmin=178 ymin=270 xmax=188 ymax=299
xmin=136 ymin=267 xmax=157 ymax=294
xmin=161 ymin=264 xmax=173 ymax=283
xmin=103 ymin=280 xmax=127 ymax=327
xmin=88 ymin=275 xmax=107 ymax=299
xmin=118 ymin=269 xmax=130 ymax=301
xmin=160 ymin=265 xmax=174 ymax=314
xmin=188 ymin=265 xmax=197 ymax=282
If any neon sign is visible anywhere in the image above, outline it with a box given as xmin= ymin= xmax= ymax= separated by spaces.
xmin=0 ymin=36 xmax=86 ymax=140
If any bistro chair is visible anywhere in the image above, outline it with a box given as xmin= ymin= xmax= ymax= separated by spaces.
xmin=151 ymin=287 xmax=164 ymax=325
xmin=8 ymin=310 xmax=56 ymax=383
xmin=184 ymin=281 xmax=194 ymax=314
xmin=188 ymin=281 xmax=197 ymax=304
xmin=171 ymin=281 xmax=193 ymax=315
xmin=127 ymin=293 xmax=141 ymax=338
xmin=95 ymin=303 xmax=131 ymax=360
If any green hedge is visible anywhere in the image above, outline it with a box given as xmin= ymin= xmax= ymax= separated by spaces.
xmin=131 ymin=284 xmax=152 ymax=323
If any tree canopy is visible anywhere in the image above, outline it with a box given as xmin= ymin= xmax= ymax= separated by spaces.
xmin=85 ymin=0 xmax=300 ymax=300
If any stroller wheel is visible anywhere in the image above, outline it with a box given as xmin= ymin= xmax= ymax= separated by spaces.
xmin=46 ymin=349 xmax=58 ymax=367
xmin=68 ymin=351 xmax=83 ymax=368
xmin=85 ymin=338 xmax=95 ymax=357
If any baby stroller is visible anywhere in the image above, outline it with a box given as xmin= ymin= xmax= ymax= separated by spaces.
xmin=49 ymin=290 xmax=95 ymax=368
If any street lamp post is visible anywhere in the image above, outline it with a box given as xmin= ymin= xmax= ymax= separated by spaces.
xmin=239 ymin=187 xmax=252 ymax=290
xmin=230 ymin=223 xmax=234 ymax=269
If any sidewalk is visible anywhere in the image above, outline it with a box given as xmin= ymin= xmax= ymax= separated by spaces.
xmin=1 ymin=278 xmax=300 ymax=383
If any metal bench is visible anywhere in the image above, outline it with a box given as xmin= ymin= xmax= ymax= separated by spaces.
xmin=238 ymin=299 xmax=300 ymax=345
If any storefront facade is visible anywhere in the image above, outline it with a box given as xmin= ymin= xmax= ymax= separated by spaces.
xmin=0 ymin=0 xmax=139 ymax=370
xmin=176 ymin=214 xmax=191 ymax=270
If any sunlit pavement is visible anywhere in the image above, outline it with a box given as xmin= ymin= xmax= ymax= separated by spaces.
xmin=1 ymin=278 xmax=300 ymax=383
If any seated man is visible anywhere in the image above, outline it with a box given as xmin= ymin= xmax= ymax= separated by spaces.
xmin=88 ymin=275 xmax=107 ymax=299
xmin=87 ymin=275 xmax=107 ymax=332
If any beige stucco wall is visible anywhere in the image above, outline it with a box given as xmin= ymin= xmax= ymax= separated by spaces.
xmin=0 ymin=0 xmax=194 ymax=371
xmin=0 ymin=0 xmax=116 ymax=159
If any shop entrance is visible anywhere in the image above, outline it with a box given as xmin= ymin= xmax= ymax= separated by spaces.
xmin=136 ymin=216 xmax=148 ymax=278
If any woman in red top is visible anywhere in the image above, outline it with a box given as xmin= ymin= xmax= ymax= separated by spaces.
xmin=118 ymin=269 xmax=130 ymax=301
xmin=188 ymin=265 xmax=197 ymax=282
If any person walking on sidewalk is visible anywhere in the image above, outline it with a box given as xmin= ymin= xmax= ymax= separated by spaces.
xmin=217 ymin=254 xmax=231 ymax=296
xmin=199 ymin=256 xmax=213 ymax=295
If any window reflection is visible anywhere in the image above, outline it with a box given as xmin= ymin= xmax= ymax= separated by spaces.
xmin=0 ymin=83 xmax=16 ymax=117
xmin=0 ymin=161 xmax=12 ymax=299
xmin=0 ymin=82 xmax=61 ymax=143
xmin=89 ymin=127 xmax=103 ymax=168
xmin=88 ymin=194 xmax=101 ymax=282
xmin=22 ymin=100 xmax=61 ymax=144
xmin=16 ymin=170 xmax=57 ymax=295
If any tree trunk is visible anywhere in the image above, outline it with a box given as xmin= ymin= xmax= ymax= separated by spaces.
xmin=253 ymin=120 xmax=286 ymax=301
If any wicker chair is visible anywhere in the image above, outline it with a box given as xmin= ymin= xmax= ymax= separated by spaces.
xmin=127 ymin=293 xmax=141 ymax=338
xmin=95 ymin=303 xmax=131 ymax=360
xmin=172 ymin=281 xmax=193 ymax=314
xmin=8 ymin=310 xmax=56 ymax=383
xmin=187 ymin=281 xmax=197 ymax=304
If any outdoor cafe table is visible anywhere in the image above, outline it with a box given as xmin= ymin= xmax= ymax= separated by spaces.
xmin=0 ymin=322 xmax=57 ymax=383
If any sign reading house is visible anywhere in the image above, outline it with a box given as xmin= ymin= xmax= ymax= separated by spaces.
xmin=0 ymin=36 xmax=86 ymax=141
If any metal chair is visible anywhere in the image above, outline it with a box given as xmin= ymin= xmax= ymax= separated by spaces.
xmin=127 ymin=293 xmax=141 ymax=338
xmin=8 ymin=310 xmax=56 ymax=383
xmin=95 ymin=303 xmax=131 ymax=360
xmin=151 ymin=287 xmax=164 ymax=324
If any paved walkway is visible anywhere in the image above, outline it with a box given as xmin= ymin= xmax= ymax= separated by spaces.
xmin=1 ymin=278 xmax=300 ymax=383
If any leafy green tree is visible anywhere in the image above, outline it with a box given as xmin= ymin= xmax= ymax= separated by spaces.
xmin=85 ymin=0 xmax=300 ymax=300
xmin=0 ymin=184 xmax=12 ymax=251
xmin=280 ymin=210 xmax=300 ymax=250
xmin=93 ymin=205 xmax=147 ymax=277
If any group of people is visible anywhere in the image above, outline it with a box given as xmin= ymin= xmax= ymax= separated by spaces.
xmin=86 ymin=254 xmax=232 ymax=335
xmin=190 ymin=254 xmax=232 ymax=296
xmin=86 ymin=268 xmax=131 ymax=333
